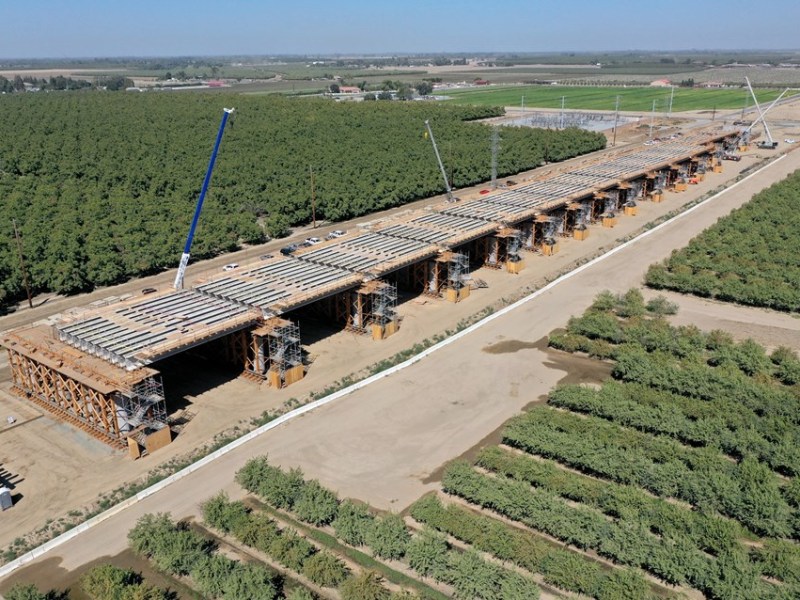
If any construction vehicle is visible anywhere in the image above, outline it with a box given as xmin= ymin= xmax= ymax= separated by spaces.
xmin=173 ymin=108 xmax=235 ymax=289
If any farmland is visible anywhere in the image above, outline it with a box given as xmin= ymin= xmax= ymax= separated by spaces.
xmin=443 ymin=84 xmax=794 ymax=111
xmin=646 ymin=169 xmax=800 ymax=312
xmin=437 ymin=290 xmax=800 ymax=599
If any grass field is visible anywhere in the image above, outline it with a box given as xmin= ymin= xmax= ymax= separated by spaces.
xmin=443 ymin=84 xmax=794 ymax=112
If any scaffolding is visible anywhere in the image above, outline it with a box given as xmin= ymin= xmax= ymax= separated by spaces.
xmin=117 ymin=375 xmax=167 ymax=433
xmin=119 ymin=375 xmax=171 ymax=458
xmin=264 ymin=319 xmax=303 ymax=387
xmin=444 ymin=251 xmax=470 ymax=302
xmin=370 ymin=282 xmax=398 ymax=328
xmin=447 ymin=252 xmax=470 ymax=291
xmin=342 ymin=281 xmax=399 ymax=338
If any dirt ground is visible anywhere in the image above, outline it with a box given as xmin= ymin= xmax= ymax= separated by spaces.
xmin=1 ymin=103 xmax=800 ymax=573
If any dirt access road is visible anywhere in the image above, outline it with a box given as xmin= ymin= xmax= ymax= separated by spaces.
xmin=3 ymin=135 xmax=799 ymax=585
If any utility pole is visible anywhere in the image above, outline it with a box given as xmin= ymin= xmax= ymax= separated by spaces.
xmin=649 ymin=99 xmax=657 ymax=139
xmin=309 ymin=165 xmax=316 ymax=229
xmin=612 ymin=95 xmax=620 ymax=147
xmin=490 ymin=127 xmax=499 ymax=189
xmin=668 ymin=86 xmax=675 ymax=117
xmin=559 ymin=96 xmax=566 ymax=129
xmin=12 ymin=219 xmax=33 ymax=309
xmin=521 ymin=95 xmax=525 ymax=117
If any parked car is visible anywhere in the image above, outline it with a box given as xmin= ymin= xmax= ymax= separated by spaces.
xmin=304 ymin=237 xmax=321 ymax=245
xmin=505 ymin=180 xmax=517 ymax=186
xmin=259 ymin=254 xmax=273 ymax=260
xmin=479 ymin=189 xmax=491 ymax=195
xmin=722 ymin=153 xmax=741 ymax=161
xmin=141 ymin=287 xmax=157 ymax=295
xmin=326 ymin=229 xmax=346 ymax=240
xmin=280 ymin=244 xmax=298 ymax=256
xmin=222 ymin=263 xmax=239 ymax=271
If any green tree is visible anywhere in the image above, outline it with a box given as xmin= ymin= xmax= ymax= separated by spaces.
xmin=301 ymin=550 xmax=349 ymax=587
xmin=405 ymin=528 xmax=449 ymax=578
xmin=366 ymin=513 xmax=410 ymax=560
xmin=415 ymin=81 xmax=433 ymax=96
xmin=4 ymin=584 xmax=47 ymax=600
xmin=334 ymin=501 xmax=374 ymax=546
xmin=265 ymin=213 xmax=291 ymax=238
xmin=191 ymin=554 xmax=235 ymax=598
xmin=293 ymin=480 xmax=339 ymax=526
xmin=340 ymin=571 xmax=390 ymax=600
xmin=451 ymin=549 xmax=499 ymax=600
xmin=222 ymin=562 xmax=279 ymax=600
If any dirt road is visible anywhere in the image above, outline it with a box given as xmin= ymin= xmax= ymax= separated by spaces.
xmin=3 ymin=136 xmax=799 ymax=586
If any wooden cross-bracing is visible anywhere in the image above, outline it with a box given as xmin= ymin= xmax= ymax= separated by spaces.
xmin=6 ymin=347 xmax=126 ymax=449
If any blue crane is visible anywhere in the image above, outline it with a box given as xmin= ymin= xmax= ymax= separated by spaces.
xmin=173 ymin=107 xmax=235 ymax=289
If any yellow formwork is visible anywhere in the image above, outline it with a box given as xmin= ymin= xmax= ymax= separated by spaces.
xmin=506 ymin=260 xmax=525 ymax=274
xmin=602 ymin=216 xmax=617 ymax=228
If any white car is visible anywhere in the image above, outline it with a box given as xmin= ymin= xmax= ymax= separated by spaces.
xmin=326 ymin=229 xmax=346 ymax=240
xmin=785 ymin=138 xmax=796 ymax=144
xmin=305 ymin=237 xmax=321 ymax=245
xmin=222 ymin=263 xmax=239 ymax=271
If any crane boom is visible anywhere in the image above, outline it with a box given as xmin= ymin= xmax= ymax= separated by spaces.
xmin=424 ymin=120 xmax=453 ymax=201
xmin=744 ymin=78 xmax=788 ymax=146
xmin=173 ymin=107 xmax=235 ymax=290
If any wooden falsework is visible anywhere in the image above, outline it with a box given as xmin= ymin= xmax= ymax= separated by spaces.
xmin=6 ymin=347 xmax=127 ymax=450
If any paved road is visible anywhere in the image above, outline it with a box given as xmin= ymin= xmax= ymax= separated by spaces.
xmin=2 ymin=143 xmax=798 ymax=584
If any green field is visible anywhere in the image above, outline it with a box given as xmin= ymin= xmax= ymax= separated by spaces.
xmin=444 ymin=84 xmax=793 ymax=112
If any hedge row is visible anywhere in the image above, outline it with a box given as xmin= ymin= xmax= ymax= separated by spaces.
xmin=561 ymin=292 xmax=800 ymax=386
xmin=441 ymin=462 xmax=794 ymax=600
xmin=611 ymin=345 xmax=800 ymax=426
xmin=235 ymin=456 xmax=541 ymax=600
xmin=477 ymin=445 xmax=745 ymax=555
xmin=410 ymin=494 xmax=655 ymax=600
xmin=128 ymin=513 xmax=281 ymax=600
xmin=404 ymin=529 xmax=541 ymax=600
xmin=503 ymin=406 xmax=793 ymax=538
xmin=203 ymin=492 xmax=349 ymax=589
xmin=644 ymin=169 xmax=800 ymax=312
xmin=548 ymin=382 xmax=800 ymax=477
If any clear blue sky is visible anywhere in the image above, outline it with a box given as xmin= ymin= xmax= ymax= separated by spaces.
xmin=1 ymin=0 xmax=798 ymax=59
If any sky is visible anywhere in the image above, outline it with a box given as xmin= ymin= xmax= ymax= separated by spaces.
xmin=1 ymin=0 xmax=798 ymax=59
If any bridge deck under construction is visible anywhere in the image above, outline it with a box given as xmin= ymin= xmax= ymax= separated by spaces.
xmin=1 ymin=127 xmax=735 ymax=452
xmin=9 ymin=131 xmax=727 ymax=371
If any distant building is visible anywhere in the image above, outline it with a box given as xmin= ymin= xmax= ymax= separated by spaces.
xmin=207 ymin=80 xmax=225 ymax=88
xmin=650 ymin=79 xmax=672 ymax=87
xmin=338 ymin=86 xmax=361 ymax=94
xmin=474 ymin=79 xmax=491 ymax=86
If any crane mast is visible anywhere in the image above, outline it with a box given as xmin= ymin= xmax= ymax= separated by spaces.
xmin=424 ymin=119 xmax=454 ymax=201
xmin=173 ymin=107 xmax=235 ymax=290
xmin=743 ymin=78 xmax=788 ymax=148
